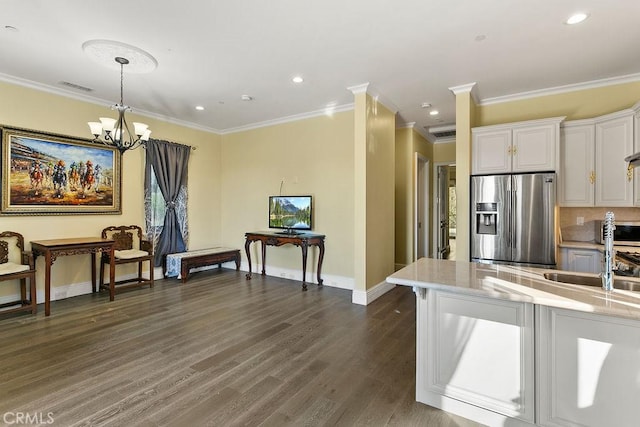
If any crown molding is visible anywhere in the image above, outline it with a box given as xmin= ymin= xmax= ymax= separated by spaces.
xmin=0 ymin=72 xmax=222 ymax=135
xmin=398 ymin=121 xmax=433 ymax=143
xmin=347 ymin=82 xmax=399 ymax=114
xmin=479 ymin=73 xmax=640 ymax=106
xmin=221 ymin=103 xmax=354 ymax=135
xmin=449 ymin=82 xmax=478 ymax=104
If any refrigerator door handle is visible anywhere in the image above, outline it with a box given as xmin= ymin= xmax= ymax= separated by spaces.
xmin=505 ymin=177 xmax=514 ymax=248
xmin=511 ymin=186 xmax=516 ymax=249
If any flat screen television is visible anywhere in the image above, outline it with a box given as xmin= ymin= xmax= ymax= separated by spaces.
xmin=269 ymin=195 xmax=312 ymax=232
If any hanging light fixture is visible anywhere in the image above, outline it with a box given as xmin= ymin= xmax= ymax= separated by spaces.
xmin=88 ymin=56 xmax=151 ymax=153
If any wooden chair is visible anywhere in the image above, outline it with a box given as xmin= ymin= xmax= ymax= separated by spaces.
xmin=0 ymin=231 xmax=37 ymax=315
xmin=99 ymin=225 xmax=154 ymax=296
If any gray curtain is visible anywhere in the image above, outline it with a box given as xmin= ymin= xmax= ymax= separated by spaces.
xmin=144 ymin=139 xmax=191 ymax=267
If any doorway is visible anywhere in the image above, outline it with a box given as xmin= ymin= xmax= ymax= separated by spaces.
xmin=414 ymin=154 xmax=429 ymax=260
xmin=434 ymin=164 xmax=456 ymax=260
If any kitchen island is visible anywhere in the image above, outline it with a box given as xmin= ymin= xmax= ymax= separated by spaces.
xmin=387 ymin=258 xmax=640 ymax=427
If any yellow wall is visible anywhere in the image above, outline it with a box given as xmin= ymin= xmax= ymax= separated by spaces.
xmin=395 ymin=128 xmax=412 ymax=266
xmin=433 ymin=141 xmax=456 ymax=163
xmin=454 ymin=89 xmax=477 ymax=262
xmin=354 ymin=93 xmax=396 ymax=292
xmin=395 ymin=127 xmax=433 ymax=267
xmin=0 ymin=81 xmax=221 ymax=301
xmin=219 ymin=111 xmax=355 ymax=285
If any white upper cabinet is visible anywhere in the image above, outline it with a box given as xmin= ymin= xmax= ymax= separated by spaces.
xmin=559 ymin=109 xmax=635 ymax=207
xmin=472 ymin=117 xmax=564 ymax=175
xmin=594 ymin=112 xmax=634 ymax=206
xmin=558 ymin=121 xmax=595 ymax=206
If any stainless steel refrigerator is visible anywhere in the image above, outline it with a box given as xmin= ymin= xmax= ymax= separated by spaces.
xmin=471 ymin=172 xmax=557 ymax=267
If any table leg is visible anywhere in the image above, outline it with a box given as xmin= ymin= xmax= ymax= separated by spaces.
xmin=316 ymin=241 xmax=325 ymax=286
xmin=260 ymin=240 xmax=266 ymax=276
xmin=109 ymin=246 xmax=115 ymax=302
xmin=301 ymin=241 xmax=308 ymax=291
xmin=91 ymin=252 xmax=96 ymax=293
xmin=245 ymin=238 xmax=253 ymax=280
xmin=45 ymin=252 xmax=52 ymax=316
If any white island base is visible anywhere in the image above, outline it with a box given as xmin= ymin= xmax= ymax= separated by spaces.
xmin=388 ymin=259 xmax=640 ymax=427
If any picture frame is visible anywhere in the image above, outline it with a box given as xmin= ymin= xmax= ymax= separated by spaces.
xmin=1 ymin=126 xmax=122 ymax=215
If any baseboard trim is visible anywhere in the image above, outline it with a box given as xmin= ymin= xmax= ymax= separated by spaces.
xmin=351 ymin=280 xmax=396 ymax=306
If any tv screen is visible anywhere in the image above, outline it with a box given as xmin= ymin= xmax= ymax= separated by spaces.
xmin=269 ymin=195 xmax=312 ymax=231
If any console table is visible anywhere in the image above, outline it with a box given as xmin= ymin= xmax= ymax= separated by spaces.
xmin=244 ymin=231 xmax=325 ymax=290
xmin=31 ymin=237 xmax=115 ymax=316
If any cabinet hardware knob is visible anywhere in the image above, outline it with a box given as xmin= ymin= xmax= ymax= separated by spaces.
xmin=628 ymin=164 xmax=633 ymax=182
xmin=589 ymin=171 xmax=596 ymax=184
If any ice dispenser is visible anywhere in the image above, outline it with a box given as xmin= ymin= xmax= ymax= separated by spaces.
xmin=476 ymin=202 xmax=497 ymax=235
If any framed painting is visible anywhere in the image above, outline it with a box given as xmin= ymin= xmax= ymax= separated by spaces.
xmin=1 ymin=126 xmax=122 ymax=215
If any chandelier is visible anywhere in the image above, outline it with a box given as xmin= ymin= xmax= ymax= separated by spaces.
xmin=88 ymin=56 xmax=151 ymax=153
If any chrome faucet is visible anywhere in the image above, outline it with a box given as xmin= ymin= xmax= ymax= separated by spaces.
xmin=601 ymin=211 xmax=615 ymax=291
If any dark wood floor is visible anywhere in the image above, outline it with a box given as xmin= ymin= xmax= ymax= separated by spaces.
xmin=0 ymin=269 xmax=483 ymax=426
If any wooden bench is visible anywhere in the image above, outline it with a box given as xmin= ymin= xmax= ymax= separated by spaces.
xmin=164 ymin=248 xmax=240 ymax=283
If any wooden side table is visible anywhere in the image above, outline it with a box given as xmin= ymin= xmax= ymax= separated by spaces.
xmin=244 ymin=231 xmax=325 ymax=290
xmin=31 ymin=237 xmax=115 ymax=316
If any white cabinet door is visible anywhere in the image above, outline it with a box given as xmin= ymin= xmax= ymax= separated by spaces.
xmin=559 ymin=247 xmax=601 ymax=273
xmin=559 ymin=123 xmax=595 ymax=206
xmin=472 ymin=117 xmax=564 ymax=175
xmin=594 ymin=114 xmax=634 ymax=206
xmin=472 ymin=129 xmax=512 ymax=175
xmin=512 ymin=123 xmax=557 ymax=172
xmin=537 ymin=306 xmax=640 ymax=427
xmin=419 ymin=290 xmax=535 ymax=423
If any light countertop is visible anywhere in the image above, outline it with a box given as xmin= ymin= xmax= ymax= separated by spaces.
xmin=387 ymin=258 xmax=640 ymax=320
xmin=558 ymin=240 xmax=640 ymax=252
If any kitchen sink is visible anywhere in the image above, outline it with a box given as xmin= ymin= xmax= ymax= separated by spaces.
xmin=543 ymin=272 xmax=640 ymax=292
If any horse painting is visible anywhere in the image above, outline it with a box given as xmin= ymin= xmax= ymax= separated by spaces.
xmin=52 ymin=160 xmax=67 ymax=198
xmin=68 ymin=162 xmax=80 ymax=191
xmin=80 ymin=160 xmax=95 ymax=194
xmin=93 ymin=164 xmax=102 ymax=192
xmin=43 ymin=162 xmax=54 ymax=189
xmin=30 ymin=162 xmax=43 ymax=194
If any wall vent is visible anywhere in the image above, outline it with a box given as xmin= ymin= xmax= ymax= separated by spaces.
xmin=427 ymin=124 xmax=456 ymax=139
xmin=59 ymin=81 xmax=93 ymax=92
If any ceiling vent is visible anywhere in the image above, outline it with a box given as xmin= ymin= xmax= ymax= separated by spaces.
xmin=59 ymin=81 xmax=93 ymax=92
xmin=427 ymin=124 xmax=456 ymax=139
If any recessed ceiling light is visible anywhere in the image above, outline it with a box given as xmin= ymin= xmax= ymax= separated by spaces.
xmin=421 ymin=102 xmax=431 ymax=108
xmin=4 ymin=25 xmax=18 ymax=32
xmin=241 ymin=95 xmax=253 ymax=101
xmin=430 ymin=110 xmax=439 ymax=116
xmin=195 ymin=105 xmax=205 ymax=111
xmin=292 ymin=76 xmax=304 ymax=84
xmin=566 ymin=12 xmax=589 ymax=25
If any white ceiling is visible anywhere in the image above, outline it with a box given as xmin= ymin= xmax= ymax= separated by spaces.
xmin=2 ymin=1 xmax=640 ymax=141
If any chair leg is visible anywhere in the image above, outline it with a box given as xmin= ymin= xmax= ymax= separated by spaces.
xmin=149 ymin=259 xmax=154 ymax=288
xmin=29 ymin=274 xmax=37 ymax=314
xmin=20 ymin=278 xmax=27 ymax=302
xmin=138 ymin=261 xmax=143 ymax=282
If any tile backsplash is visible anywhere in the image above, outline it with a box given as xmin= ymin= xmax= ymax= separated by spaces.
xmin=559 ymin=207 xmax=640 ymax=242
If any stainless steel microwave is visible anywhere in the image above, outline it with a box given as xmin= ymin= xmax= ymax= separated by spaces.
xmin=596 ymin=220 xmax=640 ymax=245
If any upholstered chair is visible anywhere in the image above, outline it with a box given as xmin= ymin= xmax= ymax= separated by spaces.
xmin=99 ymin=225 xmax=154 ymax=296
xmin=0 ymin=231 xmax=37 ymax=315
